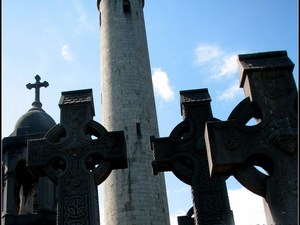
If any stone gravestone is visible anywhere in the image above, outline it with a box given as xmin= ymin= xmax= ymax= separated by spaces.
xmin=27 ymin=89 xmax=127 ymax=225
xmin=151 ymin=89 xmax=234 ymax=225
xmin=2 ymin=75 xmax=56 ymax=225
xmin=205 ymin=51 xmax=298 ymax=224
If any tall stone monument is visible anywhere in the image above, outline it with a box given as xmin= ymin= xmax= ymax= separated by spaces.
xmin=27 ymin=89 xmax=127 ymax=225
xmin=2 ymin=75 xmax=56 ymax=225
xmin=151 ymin=89 xmax=234 ymax=225
xmin=97 ymin=0 xmax=170 ymax=224
xmin=205 ymin=51 xmax=298 ymax=224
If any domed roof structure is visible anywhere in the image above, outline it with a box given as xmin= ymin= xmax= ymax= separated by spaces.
xmin=9 ymin=75 xmax=56 ymax=137
xmin=10 ymin=107 xmax=56 ymax=137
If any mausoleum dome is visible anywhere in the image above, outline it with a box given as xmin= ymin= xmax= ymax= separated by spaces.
xmin=10 ymin=107 xmax=56 ymax=137
xmin=9 ymin=75 xmax=56 ymax=137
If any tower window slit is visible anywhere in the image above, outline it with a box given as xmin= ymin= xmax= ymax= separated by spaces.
xmin=136 ymin=123 xmax=141 ymax=136
xmin=123 ymin=0 xmax=131 ymax=13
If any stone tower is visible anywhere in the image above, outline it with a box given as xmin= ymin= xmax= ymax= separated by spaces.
xmin=97 ymin=1 xmax=170 ymax=225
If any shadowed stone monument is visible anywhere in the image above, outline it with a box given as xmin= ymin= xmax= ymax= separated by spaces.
xmin=27 ymin=89 xmax=127 ymax=225
xmin=2 ymin=75 xmax=56 ymax=225
xmin=151 ymin=89 xmax=234 ymax=225
xmin=205 ymin=51 xmax=298 ymax=224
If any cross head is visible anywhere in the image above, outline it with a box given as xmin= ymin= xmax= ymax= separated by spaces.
xmin=27 ymin=89 xmax=127 ymax=225
xmin=151 ymin=89 xmax=234 ymax=225
xmin=205 ymin=51 xmax=298 ymax=224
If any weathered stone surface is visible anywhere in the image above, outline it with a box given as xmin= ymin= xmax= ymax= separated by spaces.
xmin=205 ymin=51 xmax=298 ymax=224
xmin=151 ymin=89 xmax=234 ymax=225
xmin=27 ymin=89 xmax=127 ymax=225
xmin=2 ymin=75 xmax=56 ymax=225
xmin=98 ymin=1 xmax=170 ymax=224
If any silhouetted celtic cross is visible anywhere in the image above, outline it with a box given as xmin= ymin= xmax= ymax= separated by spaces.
xmin=27 ymin=89 xmax=127 ymax=225
xmin=205 ymin=51 xmax=298 ymax=224
xmin=26 ymin=74 xmax=49 ymax=108
xmin=151 ymin=89 xmax=234 ymax=225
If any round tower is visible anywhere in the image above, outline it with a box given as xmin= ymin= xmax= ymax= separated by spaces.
xmin=97 ymin=1 xmax=170 ymax=224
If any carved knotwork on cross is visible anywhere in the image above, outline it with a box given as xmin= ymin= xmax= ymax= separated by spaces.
xmin=27 ymin=89 xmax=127 ymax=225
xmin=151 ymin=89 xmax=234 ymax=225
xmin=205 ymin=51 xmax=298 ymax=224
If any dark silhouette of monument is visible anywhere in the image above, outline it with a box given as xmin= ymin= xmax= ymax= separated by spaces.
xmin=27 ymin=89 xmax=127 ymax=225
xmin=151 ymin=89 xmax=234 ymax=225
xmin=205 ymin=50 xmax=298 ymax=224
xmin=2 ymin=75 xmax=57 ymax=225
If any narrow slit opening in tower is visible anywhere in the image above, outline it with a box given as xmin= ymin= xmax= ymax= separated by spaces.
xmin=136 ymin=123 xmax=141 ymax=137
xmin=123 ymin=0 xmax=131 ymax=13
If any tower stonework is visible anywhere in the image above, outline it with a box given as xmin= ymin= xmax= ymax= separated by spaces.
xmin=97 ymin=1 xmax=171 ymax=225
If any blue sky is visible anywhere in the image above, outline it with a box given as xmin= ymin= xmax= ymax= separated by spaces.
xmin=2 ymin=0 xmax=298 ymax=224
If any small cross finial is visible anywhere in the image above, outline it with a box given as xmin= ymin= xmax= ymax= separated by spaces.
xmin=26 ymin=75 xmax=49 ymax=109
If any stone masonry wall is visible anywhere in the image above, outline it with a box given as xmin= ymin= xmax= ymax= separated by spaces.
xmin=99 ymin=0 xmax=171 ymax=224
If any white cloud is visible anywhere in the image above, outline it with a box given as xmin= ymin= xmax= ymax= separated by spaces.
xmin=74 ymin=1 xmax=94 ymax=33
xmin=194 ymin=44 xmax=238 ymax=80
xmin=228 ymin=187 xmax=267 ymax=225
xmin=212 ymin=54 xmax=238 ymax=80
xmin=152 ymin=67 xmax=175 ymax=102
xmin=172 ymin=187 xmax=189 ymax=193
xmin=61 ymin=44 xmax=74 ymax=61
xmin=194 ymin=44 xmax=222 ymax=64
xmin=218 ymin=82 xmax=243 ymax=102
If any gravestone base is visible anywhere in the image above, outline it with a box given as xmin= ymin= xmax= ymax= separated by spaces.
xmin=2 ymin=211 xmax=56 ymax=225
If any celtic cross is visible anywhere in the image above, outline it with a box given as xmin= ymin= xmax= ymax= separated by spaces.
xmin=151 ymin=89 xmax=234 ymax=225
xmin=205 ymin=51 xmax=298 ymax=224
xmin=27 ymin=89 xmax=127 ymax=225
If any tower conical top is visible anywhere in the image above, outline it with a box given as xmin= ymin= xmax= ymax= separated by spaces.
xmin=26 ymin=74 xmax=49 ymax=109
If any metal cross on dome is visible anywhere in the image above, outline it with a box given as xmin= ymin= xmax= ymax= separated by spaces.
xmin=26 ymin=74 xmax=49 ymax=108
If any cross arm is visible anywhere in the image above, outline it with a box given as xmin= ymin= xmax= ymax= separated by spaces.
xmin=151 ymin=121 xmax=197 ymax=185
xmin=204 ymin=119 xmax=270 ymax=196
xmin=150 ymin=136 xmax=173 ymax=175
xmin=151 ymin=135 xmax=197 ymax=185
xmin=205 ymin=119 xmax=273 ymax=173
xmin=88 ymin=130 xmax=127 ymax=185
xmin=100 ymin=131 xmax=127 ymax=170
xmin=27 ymin=137 xmax=69 ymax=183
